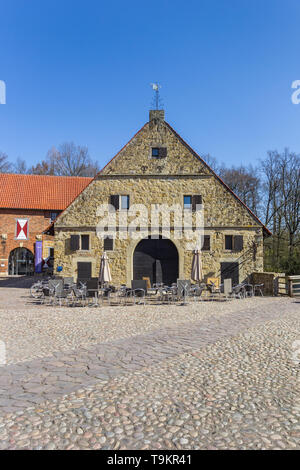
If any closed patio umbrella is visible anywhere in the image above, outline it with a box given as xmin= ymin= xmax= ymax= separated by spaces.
xmin=99 ymin=252 xmax=112 ymax=286
xmin=191 ymin=249 xmax=203 ymax=283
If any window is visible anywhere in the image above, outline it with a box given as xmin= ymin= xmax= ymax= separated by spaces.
xmin=50 ymin=212 xmax=59 ymax=221
xmin=184 ymin=195 xmax=192 ymax=209
xmin=121 ymin=195 xmax=130 ymax=210
xmin=110 ymin=195 xmax=130 ymax=210
xmin=184 ymin=195 xmax=202 ymax=210
xmin=70 ymin=234 xmax=89 ymax=251
xmin=81 ymin=234 xmax=89 ymax=251
xmin=151 ymin=147 xmax=167 ymax=158
xmin=225 ymin=235 xmax=233 ymax=250
xmin=202 ymin=235 xmax=210 ymax=251
xmin=104 ymin=236 xmax=114 ymax=251
xmin=48 ymin=247 xmax=54 ymax=258
xmin=225 ymin=235 xmax=244 ymax=252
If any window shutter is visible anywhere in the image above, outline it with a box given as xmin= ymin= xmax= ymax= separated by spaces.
xmin=225 ymin=235 xmax=233 ymax=250
xmin=159 ymin=147 xmax=167 ymax=158
xmin=81 ymin=235 xmax=89 ymax=250
xmin=70 ymin=235 xmax=79 ymax=251
xmin=104 ymin=236 xmax=114 ymax=251
xmin=110 ymin=195 xmax=119 ymax=210
xmin=233 ymin=235 xmax=243 ymax=252
xmin=192 ymin=195 xmax=202 ymax=211
xmin=203 ymin=235 xmax=210 ymax=251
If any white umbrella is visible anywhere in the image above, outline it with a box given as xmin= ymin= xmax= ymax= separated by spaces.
xmin=99 ymin=252 xmax=112 ymax=286
xmin=191 ymin=249 xmax=203 ymax=283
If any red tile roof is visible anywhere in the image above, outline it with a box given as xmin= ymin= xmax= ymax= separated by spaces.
xmin=0 ymin=173 xmax=92 ymax=210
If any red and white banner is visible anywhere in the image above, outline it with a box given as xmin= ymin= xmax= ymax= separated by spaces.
xmin=16 ymin=219 xmax=28 ymax=240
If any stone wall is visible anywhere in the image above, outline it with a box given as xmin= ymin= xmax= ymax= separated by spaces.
xmin=53 ymin=112 xmax=267 ymax=285
xmin=54 ymin=177 xmax=264 ymax=284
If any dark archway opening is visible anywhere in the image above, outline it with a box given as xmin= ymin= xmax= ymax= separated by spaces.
xmin=133 ymin=236 xmax=179 ymax=286
xmin=8 ymin=248 xmax=34 ymax=275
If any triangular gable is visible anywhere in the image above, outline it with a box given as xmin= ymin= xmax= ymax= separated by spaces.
xmin=48 ymin=117 xmax=271 ymax=236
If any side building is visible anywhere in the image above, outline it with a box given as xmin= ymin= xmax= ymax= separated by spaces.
xmin=0 ymin=174 xmax=92 ymax=276
xmin=49 ymin=110 xmax=270 ymax=286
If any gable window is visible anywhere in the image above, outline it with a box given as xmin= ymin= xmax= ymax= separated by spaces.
xmin=110 ymin=195 xmax=130 ymax=210
xmin=151 ymin=147 xmax=167 ymax=158
xmin=202 ymin=235 xmax=210 ymax=251
xmin=104 ymin=236 xmax=114 ymax=251
xmin=184 ymin=195 xmax=192 ymax=210
xmin=121 ymin=195 xmax=130 ymax=210
xmin=184 ymin=195 xmax=202 ymax=211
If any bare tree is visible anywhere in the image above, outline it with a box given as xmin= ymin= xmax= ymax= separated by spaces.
xmin=30 ymin=159 xmax=55 ymax=175
xmin=0 ymin=151 xmax=12 ymax=173
xmin=260 ymin=149 xmax=300 ymax=273
xmin=219 ymin=164 xmax=261 ymax=215
xmin=47 ymin=142 xmax=100 ymax=177
xmin=202 ymin=153 xmax=220 ymax=173
xmin=13 ymin=158 xmax=28 ymax=174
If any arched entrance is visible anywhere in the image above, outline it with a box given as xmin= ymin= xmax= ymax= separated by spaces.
xmin=133 ymin=236 xmax=179 ymax=286
xmin=8 ymin=248 xmax=34 ymax=275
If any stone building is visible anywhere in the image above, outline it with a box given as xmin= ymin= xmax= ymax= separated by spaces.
xmin=0 ymin=174 xmax=92 ymax=276
xmin=51 ymin=110 xmax=270 ymax=286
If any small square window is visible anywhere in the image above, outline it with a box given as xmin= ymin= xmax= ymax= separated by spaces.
xmin=121 ymin=195 xmax=130 ymax=210
xmin=225 ymin=235 xmax=233 ymax=250
xmin=152 ymin=148 xmax=160 ymax=157
xmin=184 ymin=195 xmax=192 ymax=209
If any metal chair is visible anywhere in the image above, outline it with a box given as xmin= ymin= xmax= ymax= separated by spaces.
xmin=190 ymin=284 xmax=204 ymax=302
xmin=254 ymin=283 xmax=264 ymax=296
xmin=177 ymin=280 xmax=191 ymax=304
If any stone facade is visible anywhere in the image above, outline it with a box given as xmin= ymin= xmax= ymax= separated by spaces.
xmin=53 ymin=110 xmax=269 ymax=285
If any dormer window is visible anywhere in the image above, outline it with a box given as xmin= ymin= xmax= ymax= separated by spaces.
xmin=151 ymin=147 xmax=167 ymax=158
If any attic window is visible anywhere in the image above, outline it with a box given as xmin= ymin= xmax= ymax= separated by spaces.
xmin=151 ymin=147 xmax=167 ymax=158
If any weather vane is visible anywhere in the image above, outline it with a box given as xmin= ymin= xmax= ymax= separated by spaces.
xmin=150 ymin=82 xmax=163 ymax=109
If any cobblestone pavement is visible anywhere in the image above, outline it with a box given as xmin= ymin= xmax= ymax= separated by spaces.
xmin=0 ymin=298 xmax=299 ymax=449
xmin=0 ymin=286 xmax=296 ymax=365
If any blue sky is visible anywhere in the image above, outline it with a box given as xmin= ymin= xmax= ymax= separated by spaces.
xmin=1 ymin=0 xmax=300 ymax=170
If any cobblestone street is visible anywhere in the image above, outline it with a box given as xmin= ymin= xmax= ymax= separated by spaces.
xmin=0 ymin=286 xmax=299 ymax=450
